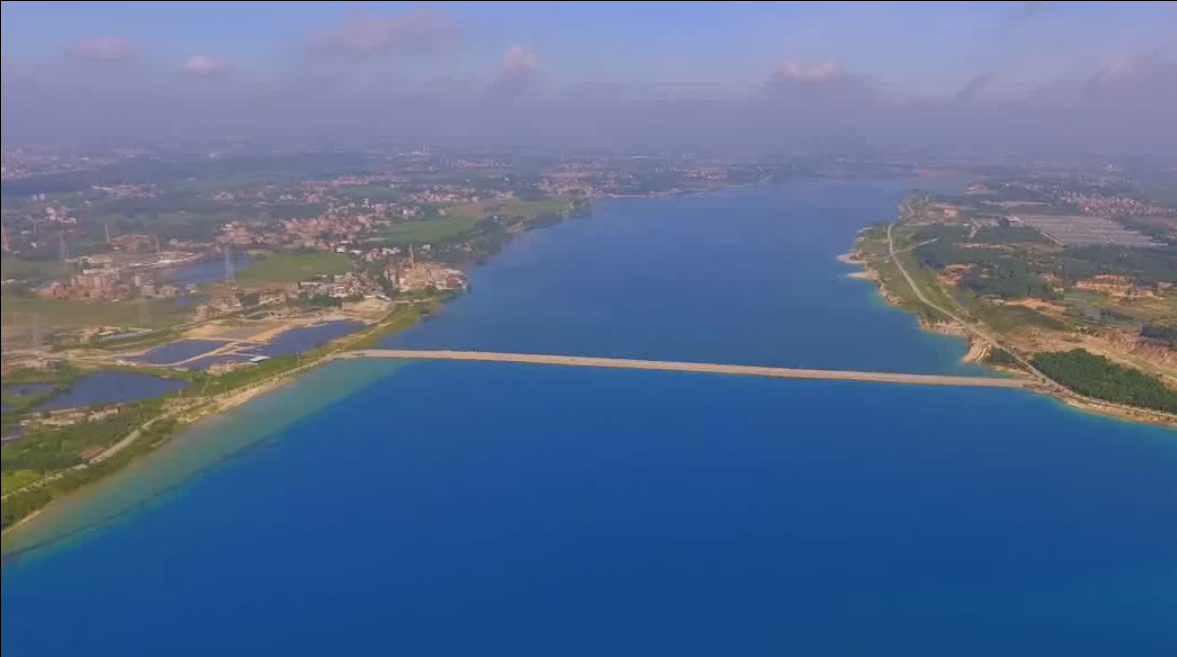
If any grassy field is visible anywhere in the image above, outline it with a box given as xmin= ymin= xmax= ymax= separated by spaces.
xmin=93 ymin=328 xmax=183 ymax=353
xmin=448 ymin=197 xmax=571 ymax=219
xmin=972 ymin=301 xmax=1068 ymax=333
xmin=383 ymin=216 xmax=483 ymax=244
xmin=855 ymin=227 xmax=947 ymax=322
xmin=0 ymin=294 xmax=186 ymax=331
xmin=238 ymin=251 xmax=352 ymax=284
xmin=1 ymin=469 xmax=43 ymax=495
xmin=1 ymin=258 xmax=64 ymax=283
xmin=347 ymin=304 xmax=439 ymax=349
xmin=380 ymin=197 xmax=574 ymax=245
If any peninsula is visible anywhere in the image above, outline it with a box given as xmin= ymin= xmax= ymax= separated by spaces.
xmin=845 ymin=184 xmax=1177 ymax=428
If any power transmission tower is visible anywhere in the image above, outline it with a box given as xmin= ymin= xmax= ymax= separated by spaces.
xmin=30 ymin=314 xmax=42 ymax=354
xmin=138 ymin=297 xmax=152 ymax=328
xmin=59 ymin=231 xmax=70 ymax=277
xmin=224 ymin=247 xmax=236 ymax=285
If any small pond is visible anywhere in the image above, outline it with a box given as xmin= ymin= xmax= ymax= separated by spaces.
xmin=36 ymin=372 xmax=189 ymax=411
xmin=252 ymin=320 xmax=365 ymax=357
xmin=128 ymin=339 xmax=227 ymax=365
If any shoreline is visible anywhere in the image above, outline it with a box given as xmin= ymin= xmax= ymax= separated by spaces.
xmin=1 ymin=312 xmax=421 ymax=545
xmin=838 ymin=246 xmax=1177 ymax=430
xmin=5 ymin=191 xmax=1170 ymax=549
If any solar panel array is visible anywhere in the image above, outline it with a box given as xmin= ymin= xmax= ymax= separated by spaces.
xmin=1012 ymin=215 xmax=1162 ymax=248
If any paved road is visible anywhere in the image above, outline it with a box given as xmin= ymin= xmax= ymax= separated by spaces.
xmin=338 ymin=349 xmax=1026 ymax=388
xmin=885 ymin=223 xmax=1176 ymax=424
xmin=885 ymin=223 xmax=1055 ymax=387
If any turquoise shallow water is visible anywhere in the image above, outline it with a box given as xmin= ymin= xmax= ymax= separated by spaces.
xmin=4 ymin=180 xmax=1176 ymax=656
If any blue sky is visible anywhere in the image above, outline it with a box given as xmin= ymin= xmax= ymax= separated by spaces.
xmin=2 ymin=1 xmax=1173 ymax=93
xmin=2 ymin=1 xmax=1175 ymax=152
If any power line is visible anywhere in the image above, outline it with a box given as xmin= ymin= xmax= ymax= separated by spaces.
xmin=224 ymin=247 xmax=236 ymax=285
xmin=30 ymin=314 xmax=42 ymax=354
xmin=138 ymin=297 xmax=152 ymax=328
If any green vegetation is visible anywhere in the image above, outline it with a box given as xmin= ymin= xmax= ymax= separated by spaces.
xmin=973 ymin=225 xmax=1050 ymax=245
xmin=970 ymin=300 xmax=1068 ymax=333
xmin=1 ymin=258 xmax=63 ymax=284
xmin=89 ymin=329 xmax=180 ymax=352
xmin=1128 ymin=171 xmax=1177 ymax=209
xmin=2 ymin=386 xmax=64 ymax=433
xmin=985 ymin=348 xmax=1022 ymax=367
xmin=1 ymin=469 xmax=42 ymax=495
xmin=854 ymin=227 xmax=947 ymax=323
xmin=958 ymin=260 xmax=1058 ymax=301
xmin=1 ymin=362 xmax=83 ymax=385
xmin=1050 ymin=246 xmax=1177 ymax=287
xmin=348 ymin=305 xmax=436 ymax=349
xmin=912 ymin=224 xmax=969 ymax=243
xmin=447 ymin=197 xmax=574 ymax=220
xmin=913 ymin=241 xmax=1007 ymax=270
xmin=382 ymin=197 xmax=585 ymax=248
xmin=1141 ymin=323 xmax=1177 ymax=347
xmin=291 ymin=294 xmax=346 ymax=309
xmin=1 ymin=413 xmax=180 ymax=531
xmin=2 ymin=400 xmax=164 ymax=473
xmin=3 ymin=365 xmax=85 ymax=434
xmin=0 ymin=293 xmax=185 ymax=330
xmin=1032 ymin=349 xmax=1177 ymax=414
xmin=383 ymin=216 xmax=483 ymax=244
xmin=238 ymin=251 xmax=352 ymax=284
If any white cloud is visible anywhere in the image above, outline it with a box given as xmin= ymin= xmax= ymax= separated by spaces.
xmin=183 ymin=55 xmax=230 ymax=78
xmin=307 ymin=10 xmax=459 ymax=58
xmin=71 ymin=37 xmax=136 ymax=64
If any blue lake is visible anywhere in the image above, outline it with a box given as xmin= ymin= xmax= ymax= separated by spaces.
xmin=4 ymin=180 xmax=1176 ymax=656
xmin=128 ymin=339 xmax=226 ymax=365
xmin=160 ymin=256 xmax=255 ymax=287
xmin=253 ymin=320 xmax=366 ymax=356
xmin=34 ymin=372 xmax=188 ymax=411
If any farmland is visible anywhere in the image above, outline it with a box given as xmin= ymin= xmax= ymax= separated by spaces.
xmin=238 ymin=252 xmax=352 ymax=284
xmin=383 ymin=216 xmax=484 ymax=244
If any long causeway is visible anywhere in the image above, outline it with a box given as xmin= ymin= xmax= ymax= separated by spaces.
xmin=337 ymin=349 xmax=1027 ymax=388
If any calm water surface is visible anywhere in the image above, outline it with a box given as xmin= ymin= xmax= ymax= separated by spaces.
xmin=34 ymin=371 xmax=188 ymax=411
xmin=4 ymin=180 xmax=1176 ymax=656
xmin=253 ymin=320 xmax=366 ymax=356
xmin=128 ymin=339 xmax=227 ymax=365
xmin=161 ymin=256 xmax=256 ymax=286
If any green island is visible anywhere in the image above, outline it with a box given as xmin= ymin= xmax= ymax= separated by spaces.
xmin=846 ymin=185 xmax=1177 ymax=427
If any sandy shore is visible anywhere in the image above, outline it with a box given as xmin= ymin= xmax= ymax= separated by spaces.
xmin=836 ymin=251 xmax=866 ymax=266
xmin=960 ymin=338 xmax=991 ymax=363
xmin=841 ymin=243 xmax=1177 ymax=429
xmin=839 ymin=250 xmax=878 ymax=282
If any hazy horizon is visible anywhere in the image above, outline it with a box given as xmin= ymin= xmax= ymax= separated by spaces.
xmin=2 ymin=1 xmax=1176 ymax=156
